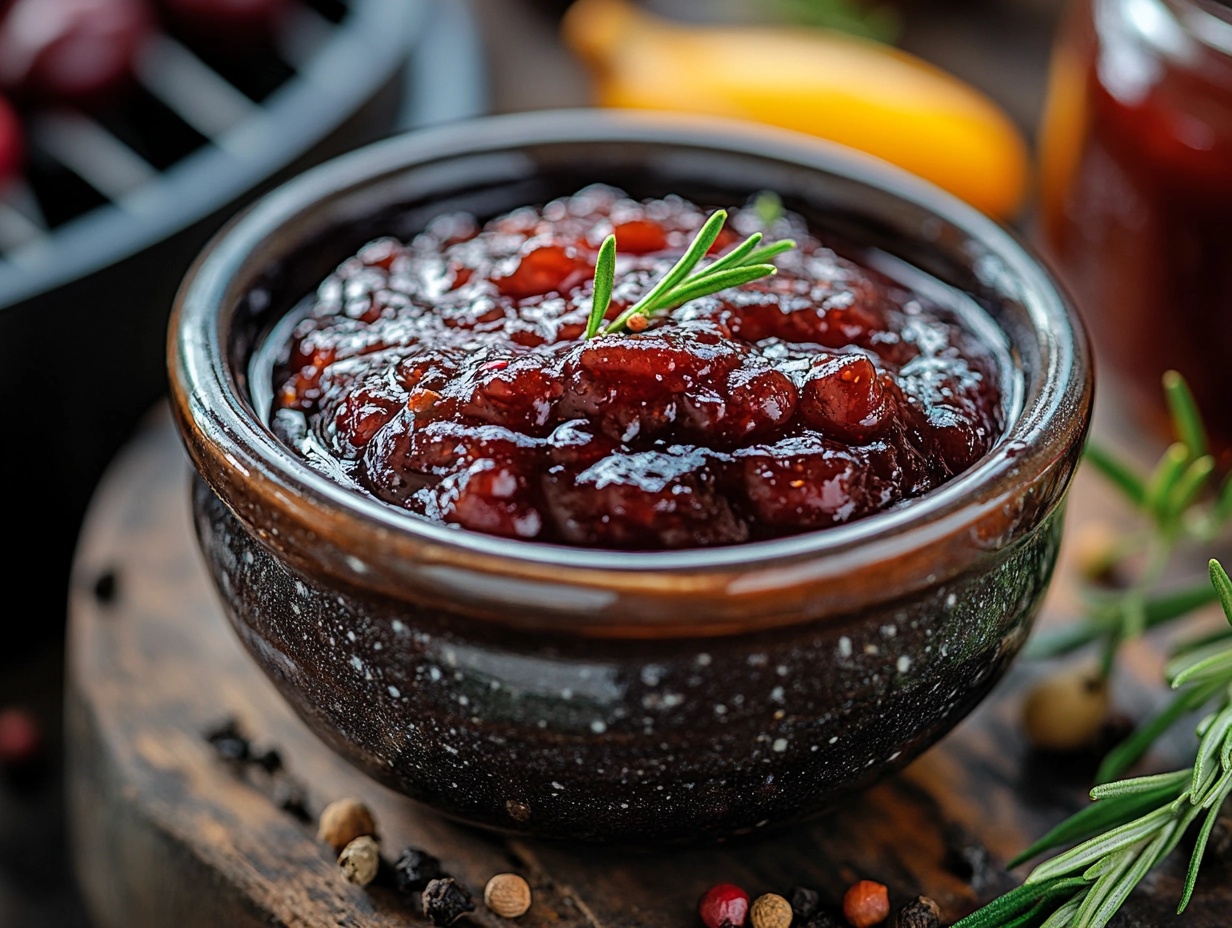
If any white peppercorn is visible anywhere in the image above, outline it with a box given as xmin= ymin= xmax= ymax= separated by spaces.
xmin=750 ymin=892 xmax=793 ymax=928
xmin=317 ymin=797 xmax=378 ymax=852
xmin=338 ymin=835 xmax=380 ymax=886
xmin=484 ymin=872 xmax=532 ymax=918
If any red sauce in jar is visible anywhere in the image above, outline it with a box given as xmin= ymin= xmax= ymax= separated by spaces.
xmin=1039 ymin=0 xmax=1232 ymax=448
xmin=266 ymin=186 xmax=1006 ymax=549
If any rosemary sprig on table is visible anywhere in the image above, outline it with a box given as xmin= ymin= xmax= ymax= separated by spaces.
xmin=1026 ymin=370 xmax=1232 ymax=682
xmin=953 ymin=559 xmax=1232 ymax=928
xmin=583 ymin=208 xmax=796 ymax=339
xmin=953 ymin=373 xmax=1232 ymax=926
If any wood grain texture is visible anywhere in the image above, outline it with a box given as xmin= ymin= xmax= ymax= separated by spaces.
xmin=65 ymin=402 xmax=1232 ymax=928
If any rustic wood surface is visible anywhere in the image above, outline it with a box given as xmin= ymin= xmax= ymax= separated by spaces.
xmin=62 ymin=400 xmax=1232 ymax=928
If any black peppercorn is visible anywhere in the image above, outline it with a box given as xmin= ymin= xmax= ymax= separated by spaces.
xmin=93 ymin=569 xmax=118 ymax=604
xmin=252 ymin=747 xmax=283 ymax=774
xmin=395 ymin=846 xmax=445 ymax=894
xmin=799 ymin=909 xmax=844 ymax=928
xmin=423 ymin=876 xmax=475 ymax=926
xmin=896 ymin=895 xmax=942 ymax=928
xmin=943 ymin=822 xmax=994 ymax=891
xmin=203 ymin=717 xmax=250 ymax=764
xmin=272 ymin=774 xmax=311 ymax=823
xmin=790 ymin=886 xmax=821 ymax=921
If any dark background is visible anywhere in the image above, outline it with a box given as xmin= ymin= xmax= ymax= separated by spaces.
xmin=0 ymin=0 xmax=1067 ymax=923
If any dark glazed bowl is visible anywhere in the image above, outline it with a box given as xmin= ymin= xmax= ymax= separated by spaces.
xmin=168 ymin=109 xmax=1092 ymax=845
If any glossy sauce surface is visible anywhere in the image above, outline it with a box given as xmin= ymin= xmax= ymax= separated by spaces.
xmin=266 ymin=186 xmax=1006 ymax=549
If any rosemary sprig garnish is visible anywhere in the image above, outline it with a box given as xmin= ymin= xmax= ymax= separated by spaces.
xmin=952 ymin=559 xmax=1232 ymax=928
xmin=583 ymin=208 xmax=796 ymax=339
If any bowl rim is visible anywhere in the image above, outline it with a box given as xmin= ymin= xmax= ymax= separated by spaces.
xmin=169 ymin=108 xmax=1092 ymax=628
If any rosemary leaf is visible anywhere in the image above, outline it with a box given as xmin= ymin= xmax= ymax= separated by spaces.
xmin=1210 ymin=559 xmax=1232 ymax=624
xmin=1038 ymin=897 xmax=1083 ymax=928
xmin=1071 ymin=847 xmax=1134 ymax=927
xmin=1198 ymin=764 xmax=1232 ymax=810
xmin=700 ymin=230 xmax=765 ymax=274
xmin=1191 ymin=708 xmax=1232 ymax=796
xmin=1172 ymin=627 xmax=1232 ymax=659
xmin=752 ymin=189 xmax=785 ymax=225
xmin=657 ymin=264 xmax=778 ymax=311
xmin=1082 ymin=442 xmax=1147 ymax=506
xmin=1169 ymin=647 xmax=1232 ymax=689
xmin=950 ymin=877 xmax=1088 ymax=928
xmin=1144 ymin=583 xmax=1221 ymax=629
xmin=1180 ymin=796 xmax=1227 ymax=912
xmin=1145 ymin=443 xmax=1191 ymax=521
xmin=1164 ymin=368 xmax=1209 ymax=460
xmin=963 ymin=519 xmax=1232 ymax=926
xmin=743 ymin=239 xmax=798 ymax=265
xmin=1089 ymin=768 xmax=1191 ymax=800
xmin=998 ymin=906 xmax=1050 ymax=928
xmin=1165 ymin=455 xmax=1216 ymax=522
xmin=1025 ymin=805 xmax=1174 ymax=883
xmin=1222 ymin=706 xmax=1232 ymax=772
xmin=584 ymin=234 xmax=617 ymax=339
xmin=1167 ymin=639 xmax=1232 ymax=685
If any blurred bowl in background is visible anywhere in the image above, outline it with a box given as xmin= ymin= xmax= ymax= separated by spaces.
xmin=0 ymin=0 xmax=485 ymax=650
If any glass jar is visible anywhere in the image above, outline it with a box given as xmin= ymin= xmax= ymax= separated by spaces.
xmin=1038 ymin=0 xmax=1232 ymax=450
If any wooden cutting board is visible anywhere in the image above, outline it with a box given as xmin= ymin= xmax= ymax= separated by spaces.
xmin=64 ymin=401 xmax=1232 ymax=928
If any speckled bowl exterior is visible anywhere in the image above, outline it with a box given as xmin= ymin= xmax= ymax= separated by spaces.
xmin=168 ymin=110 xmax=1093 ymax=845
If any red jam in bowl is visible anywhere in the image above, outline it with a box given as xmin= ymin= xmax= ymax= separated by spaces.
xmin=262 ymin=185 xmax=1007 ymax=549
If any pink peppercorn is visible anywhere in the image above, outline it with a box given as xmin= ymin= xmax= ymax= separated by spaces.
xmin=698 ymin=882 xmax=750 ymax=928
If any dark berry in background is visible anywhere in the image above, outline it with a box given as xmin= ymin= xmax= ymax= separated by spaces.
xmin=0 ymin=0 xmax=155 ymax=106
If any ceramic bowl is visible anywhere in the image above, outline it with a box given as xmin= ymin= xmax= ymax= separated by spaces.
xmin=167 ymin=109 xmax=1092 ymax=845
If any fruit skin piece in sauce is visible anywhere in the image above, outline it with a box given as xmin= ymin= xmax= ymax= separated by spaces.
xmin=267 ymin=185 xmax=1005 ymax=550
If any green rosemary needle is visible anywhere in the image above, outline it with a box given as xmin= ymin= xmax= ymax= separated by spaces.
xmin=582 ymin=208 xmax=796 ymax=339
xmin=584 ymin=233 xmax=617 ymax=339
